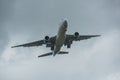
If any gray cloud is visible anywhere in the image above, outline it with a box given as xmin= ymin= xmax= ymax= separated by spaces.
xmin=0 ymin=30 xmax=120 ymax=80
xmin=0 ymin=0 xmax=120 ymax=80
xmin=0 ymin=0 xmax=15 ymax=55
xmin=0 ymin=0 xmax=14 ymax=22
xmin=0 ymin=27 xmax=8 ymax=55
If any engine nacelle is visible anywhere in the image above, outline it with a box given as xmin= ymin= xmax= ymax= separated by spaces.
xmin=74 ymin=32 xmax=80 ymax=41
xmin=44 ymin=36 xmax=49 ymax=43
xmin=74 ymin=32 xmax=79 ymax=37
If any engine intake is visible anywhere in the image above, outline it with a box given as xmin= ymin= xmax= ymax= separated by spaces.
xmin=74 ymin=32 xmax=79 ymax=37
xmin=74 ymin=32 xmax=80 ymax=41
xmin=45 ymin=36 xmax=49 ymax=40
xmin=44 ymin=36 xmax=49 ymax=43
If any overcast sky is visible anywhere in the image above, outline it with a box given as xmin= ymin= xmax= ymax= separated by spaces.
xmin=0 ymin=0 xmax=120 ymax=80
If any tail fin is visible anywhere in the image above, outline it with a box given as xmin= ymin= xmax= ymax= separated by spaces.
xmin=38 ymin=51 xmax=69 ymax=58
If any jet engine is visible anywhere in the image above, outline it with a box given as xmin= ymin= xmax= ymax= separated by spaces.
xmin=74 ymin=32 xmax=79 ymax=37
xmin=74 ymin=32 xmax=80 ymax=41
xmin=44 ymin=36 xmax=49 ymax=43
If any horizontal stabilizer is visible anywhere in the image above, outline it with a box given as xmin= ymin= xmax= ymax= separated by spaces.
xmin=58 ymin=51 xmax=69 ymax=54
xmin=38 ymin=51 xmax=69 ymax=58
xmin=38 ymin=52 xmax=52 ymax=57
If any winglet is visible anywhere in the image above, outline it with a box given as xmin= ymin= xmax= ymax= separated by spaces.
xmin=93 ymin=35 xmax=101 ymax=37
xmin=11 ymin=46 xmax=14 ymax=48
xmin=11 ymin=45 xmax=21 ymax=48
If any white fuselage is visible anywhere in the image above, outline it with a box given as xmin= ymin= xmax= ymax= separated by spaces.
xmin=53 ymin=20 xmax=68 ymax=56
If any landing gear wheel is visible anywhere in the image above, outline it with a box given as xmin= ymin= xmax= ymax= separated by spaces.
xmin=51 ymin=46 xmax=54 ymax=50
xmin=67 ymin=45 xmax=71 ymax=48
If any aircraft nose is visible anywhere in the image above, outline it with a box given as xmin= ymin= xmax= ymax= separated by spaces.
xmin=63 ymin=20 xmax=68 ymax=28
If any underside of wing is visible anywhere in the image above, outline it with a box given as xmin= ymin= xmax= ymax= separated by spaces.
xmin=11 ymin=36 xmax=56 ymax=48
xmin=64 ymin=34 xmax=100 ymax=47
xmin=11 ymin=40 xmax=44 ymax=48
xmin=66 ymin=34 xmax=100 ymax=41
xmin=79 ymin=35 xmax=101 ymax=40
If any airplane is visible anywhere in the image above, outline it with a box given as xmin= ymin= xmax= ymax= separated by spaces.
xmin=11 ymin=20 xmax=100 ymax=57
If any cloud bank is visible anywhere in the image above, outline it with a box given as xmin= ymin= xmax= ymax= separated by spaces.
xmin=0 ymin=0 xmax=120 ymax=80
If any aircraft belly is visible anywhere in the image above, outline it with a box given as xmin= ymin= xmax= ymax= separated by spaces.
xmin=54 ymin=34 xmax=65 ymax=53
xmin=54 ymin=24 xmax=66 ymax=54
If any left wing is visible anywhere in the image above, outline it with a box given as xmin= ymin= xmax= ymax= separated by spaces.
xmin=66 ymin=34 xmax=100 ymax=41
xmin=11 ymin=36 xmax=56 ymax=48
xmin=64 ymin=34 xmax=100 ymax=47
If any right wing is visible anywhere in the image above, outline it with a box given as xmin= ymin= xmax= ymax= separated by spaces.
xmin=11 ymin=36 xmax=56 ymax=48
xmin=11 ymin=40 xmax=44 ymax=48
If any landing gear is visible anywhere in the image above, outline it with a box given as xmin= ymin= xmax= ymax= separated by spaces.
xmin=67 ymin=44 xmax=71 ymax=48
xmin=51 ymin=46 xmax=54 ymax=50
